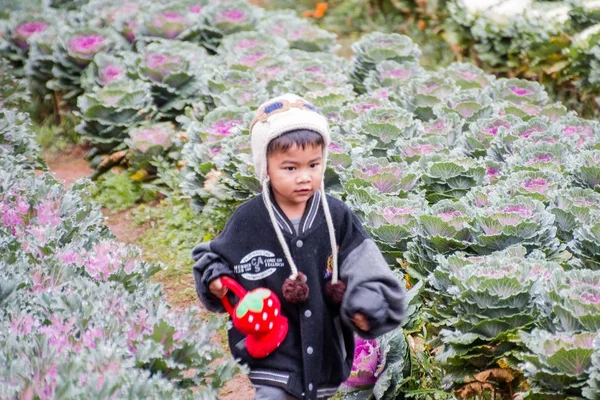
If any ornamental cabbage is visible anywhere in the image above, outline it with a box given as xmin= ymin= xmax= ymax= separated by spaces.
xmin=75 ymin=80 xmax=154 ymax=152
xmin=433 ymin=89 xmax=494 ymax=123
xmin=257 ymin=12 xmax=338 ymax=53
xmin=430 ymin=247 xmax=560 ymax=392
xmin=418 ymin=153 xmax=487 ymax=203
xmin=494 ymin=169 xmax=568 ymax=204
xmin=197 ymin=1 xmax=259 ymax=52
xmin=48 ymin=28 xmax=128 ymax=101
xmin=551 ymin=187 xmax=600 ymax=241
xmin=570 ymin=213 xmax=600 ymax=270
xmin=569 ymin=149 xmax=600 ymax=191
xmin=363 ymin=60 xmax=426 ymax=93
xmin=341 ymin=157 xmax=420 ymax=197
xmin=360 ymin=196 xmax=423 ymax=263
xmin=442 ymin=62 xmax=495 ymax=90
xmin=141 ymin=6 xmax=198 ymax=40
xmin=544 ymin=269 xmax=600 ymax=332
xmin=462 ymin=115 xmax=522 ymax=158
xmin=486 ymin=78 xmax=550 ymax=106
xmin=405 ymin=200 xmax=474 ymax=277
xmin=134 ymin=40 xmax=211 ymax=119
xmin=519 ymin=329 xmax=595 ymax=395
xmin=349 ymin=107 xmax=422 ymax=155
xmin=584 ymin=334 xmax=600 ymax=400
xmin=81 ymin=51 xmax=135 ymax=92
xmin=350 ymin=32 xmax=421 ymax=93
xmin=468 ymin=195 xmax=561 ymax=256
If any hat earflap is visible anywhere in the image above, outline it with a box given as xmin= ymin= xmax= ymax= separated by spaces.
xmin=262 ymin=179 xmax=309 ymax=304
xmin=320 ymin=180 xmax=346 ymax=304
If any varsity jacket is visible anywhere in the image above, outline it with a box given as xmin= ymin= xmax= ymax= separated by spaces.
xmin=192 ymin=191 xmax=406 ymax=400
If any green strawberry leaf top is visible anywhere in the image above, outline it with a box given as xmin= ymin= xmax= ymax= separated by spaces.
xmin=236 ymin=288 xmax=272 ymax=318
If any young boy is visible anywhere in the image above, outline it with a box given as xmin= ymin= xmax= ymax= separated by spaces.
xmin=193 ymin=93 xmax=406 ymax=400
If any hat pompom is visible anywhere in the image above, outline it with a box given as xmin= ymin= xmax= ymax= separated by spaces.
xmin=282 ymin=272 xmax=309 ymax=304
xmin=325 ymin=280 xmax=346 ymax=304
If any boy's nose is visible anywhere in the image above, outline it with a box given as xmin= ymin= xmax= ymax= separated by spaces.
xmin=297 ymin=173 xmax=311 ymax=183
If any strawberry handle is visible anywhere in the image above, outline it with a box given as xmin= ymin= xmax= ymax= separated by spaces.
xmin=220 ymin=276 xmax=248 ymax=316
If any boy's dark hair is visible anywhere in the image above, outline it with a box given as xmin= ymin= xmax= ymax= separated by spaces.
xmin=267 ymin=129 xmax=324 ymax=156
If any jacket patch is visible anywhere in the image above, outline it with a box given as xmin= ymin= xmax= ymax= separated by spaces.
xmin=234 ymin=250 xmax=286 ymax=281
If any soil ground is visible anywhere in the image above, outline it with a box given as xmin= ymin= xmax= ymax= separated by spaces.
xmin=44 ymin=146 xmax=254 ymax=400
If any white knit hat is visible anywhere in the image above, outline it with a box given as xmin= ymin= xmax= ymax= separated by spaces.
xmin=250 ymin=94 xmax=343 ymax=302
xmin=251 ymin=93 xmax=331 ymax=184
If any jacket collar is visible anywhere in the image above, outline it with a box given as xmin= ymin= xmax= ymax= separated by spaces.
xmin=265 ymin=186 xmax=321 ymax=235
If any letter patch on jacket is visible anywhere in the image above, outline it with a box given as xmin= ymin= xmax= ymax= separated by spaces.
xmin=234 ymin=250 xmax=285 ymax=281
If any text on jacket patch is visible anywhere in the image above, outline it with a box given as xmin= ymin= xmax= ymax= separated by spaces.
xmin=234 ymin=250 xmax=285 ymax=281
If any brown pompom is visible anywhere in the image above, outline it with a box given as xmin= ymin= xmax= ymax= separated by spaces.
xmin=282 ymin=272 xmax=309 ymax=304
xmin=325 ymin=280 xmax=346 ymax=304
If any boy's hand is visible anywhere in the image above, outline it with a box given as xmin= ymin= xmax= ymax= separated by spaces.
xmin=351 ymin=312 xmax=370 ymax=331
xmin=209 ymin=277 xmax=228 ymax=299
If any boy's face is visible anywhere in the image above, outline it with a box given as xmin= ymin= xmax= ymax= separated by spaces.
xmin=267 ymin=144 xmax=324 ymax=214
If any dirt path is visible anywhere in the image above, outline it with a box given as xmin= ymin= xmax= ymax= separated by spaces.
xmin=44 ymin=146 xmax=254 ymax=400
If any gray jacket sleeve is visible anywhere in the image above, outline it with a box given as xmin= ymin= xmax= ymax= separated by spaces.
xmin=339 ymin=239 xmax=406 ymax=339
xmin=192 ymin=242 xmax=233 ymax=313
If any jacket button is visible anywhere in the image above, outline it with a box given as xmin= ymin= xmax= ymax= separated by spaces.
xmin=307 ymin=346 xmax=313 ymax=354
xmin=308 ymin=383 xmax=313 ymax=391
xmin=296 ymin=240 xmax=303 ymax=248
xmin=304 ymin=309 xmax=312 ymax=318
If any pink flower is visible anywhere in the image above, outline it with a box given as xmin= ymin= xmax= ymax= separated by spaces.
xmin=328 ymin=143 xmax=343 ymax=153
xmin=82 ymin=327 xmax=104 ymax=349
xmin=68 ymin=34 xmax=106 ymax=59
xmin=503 ymin=205 xmax=533 ymax=218
xmin=236 ymin=39 xmax=261 ymax=49
xmin=521 ymin=127 xmax=544 ymax=139
xmin=419 ymin=82 xmax=441 ymax=95
xmin=208 ymin=146 xmax=223 ymax=157
xmin=207 ymin=120 xmax=242 ymax=137
xmin=39 ymin=317 xmax=75 ymax=354
xmin=58 ymin=249 xmax=83 ymax=265
xmin=10 ymin=315 xmax=37 ymax=336
xmin=218 ymin=9 xmax=245 ymax=23
xmin=487 ymin=167 xmax=500 ymax=176
xmin=145 ymin=53 xmax=182 ymax=80
xmin=189 ymin=4 xmax=203 ymax=13
xmin=342 ymin=337 xmax=380 ymax=388
xmin=14 ymin=21 xmax=49 ymax=50
xmin=1 ymin=193 xmax=29 ymax=230
xmin=439 ymin=210 xmax=462 ymax=222
xmin=353 ymin=103 xmax=378 ymax=113
xmin=240 ymin=51 xmax=266 ymax=67
xmin=510 ymin=87 xmax=533 ymax=96
xmin=36 ymin=199 xmax=61 ymax=227
xmin=360 ymin=165 xmax=382 ymax=176
xmin=581 ymin=292 xmax=600 ymax=304
xmin=405 ymin=144 xmax=436 ymax=157
xmin=151 ymin=11 xmax=188 ymax=39
xmin=382 ymin=69 xmax=409 ymax=79
xmin=460 ymin=71 xmax=476 ymax=80
xmin=483 ymin=121 xmax=510 ymax=136
xmin=522 ymin=178 xmax=548 ymax=194
xmin=99 ymin=64 xmax=124 ymax=85
xmin=130 ymin=125 xmax=173 ymax=153
xmin=84 ymin=240 xmax=125 ymax=281
xmin=383 ymin=207 xmax=413 ymax=225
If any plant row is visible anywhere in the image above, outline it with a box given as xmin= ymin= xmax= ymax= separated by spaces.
xmin=0 ymin=95 xmax=238 ymax=398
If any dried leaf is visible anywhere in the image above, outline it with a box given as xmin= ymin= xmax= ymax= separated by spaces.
xmin=455 ymin=382 xmax=495 ymax=399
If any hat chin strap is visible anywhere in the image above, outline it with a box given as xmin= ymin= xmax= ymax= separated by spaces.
xmin=261 ymin=178 xmax=339 ymax=283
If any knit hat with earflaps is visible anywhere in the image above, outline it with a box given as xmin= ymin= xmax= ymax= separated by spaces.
xmin=250 ymin=93 xmax=345 ymax=304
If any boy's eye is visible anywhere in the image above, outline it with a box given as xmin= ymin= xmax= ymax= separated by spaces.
xmin=310 ymin=163 xmax=320 ymax=168
xmin=285 ymin=166 xmax=295 ymax=171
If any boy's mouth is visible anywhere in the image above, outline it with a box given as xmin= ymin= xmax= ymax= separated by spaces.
xmin=295 ymin=189 xmax=311 ymax=194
